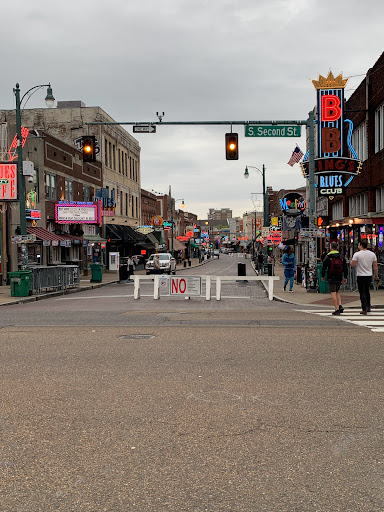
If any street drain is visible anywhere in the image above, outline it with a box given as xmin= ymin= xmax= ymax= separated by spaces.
xmin=119 ymin=334 xmax=156 ymax=339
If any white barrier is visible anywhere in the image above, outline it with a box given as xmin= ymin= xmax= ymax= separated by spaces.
xmin=133 ymin=275 xmax=279 ymax=301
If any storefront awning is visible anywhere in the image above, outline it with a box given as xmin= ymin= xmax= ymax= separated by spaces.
xmin=106 ymin=224 xmax=146 ymax=243
xmin=84 ymin=234 xmax=107 ymax=243
xmin=145 ymin=232 xmax=159 ymax=245
xmin=169 ymin=238 xmax=186 ymax=251
xmin=27 ymin=227 xmax=65 ymax=242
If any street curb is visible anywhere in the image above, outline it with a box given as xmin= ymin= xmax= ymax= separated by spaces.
xmin=0 ymin=280 xmax=119 ymax=307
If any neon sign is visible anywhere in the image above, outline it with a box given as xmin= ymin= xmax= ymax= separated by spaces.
xmin=0 ymin=163 xmax=17 ymax=201
xmin=300 ymin=72 xmax=362 ymax=198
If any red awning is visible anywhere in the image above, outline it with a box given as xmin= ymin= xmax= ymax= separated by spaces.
xmin=27 ymin=227 xmax=66 ymax=242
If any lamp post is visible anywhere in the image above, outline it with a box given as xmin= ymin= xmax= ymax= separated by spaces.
xmin=244 ymin=165 xmax=268 ymax=227
xmin=169 ymin=186 xmax=184 ymax=256
xmin=244 ymin=165 xmax=268 ymax=261
xmin=14 ymin=82 xmax=55 ymax=268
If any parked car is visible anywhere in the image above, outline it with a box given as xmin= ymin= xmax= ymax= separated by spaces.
xmin=132 ymin=254 xmax=146 ymax=266
xmin=145 ymin=253 xmax=176 ymax=275
xmin=213 ymin=250 xmax=220 ymax=257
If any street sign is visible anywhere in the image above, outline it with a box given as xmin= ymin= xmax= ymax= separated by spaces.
xmin=133 ymin=125 xmax=156 ymax=134
xmin=299 ymin=228 xmax=326 ymax=238
xmin=170 ymin=276 xmax=201 ymax=296
xmin=262 ymin=227 xmax=270 ymax=237
xmin=11 ymin=234 xmax=37 ymax=244
xmin=245 ymin=125 xmax=301 ymax=137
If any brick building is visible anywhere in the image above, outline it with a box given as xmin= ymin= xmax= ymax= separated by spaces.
xmin=327 ymin=52 xmax=384 ymax=260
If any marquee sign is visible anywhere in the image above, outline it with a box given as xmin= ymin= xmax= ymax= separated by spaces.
xmin=55 ymin=201 xmax=101 ymax=224
xmin=300 ymin=71 xmax=362 ymax=198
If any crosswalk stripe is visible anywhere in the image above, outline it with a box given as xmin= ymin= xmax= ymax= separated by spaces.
xmin=297 ymin=308 xmax=384 ymax=333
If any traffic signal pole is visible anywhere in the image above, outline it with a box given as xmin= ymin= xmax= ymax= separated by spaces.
xmin=86 ymin=116 xmax=317 ymax=286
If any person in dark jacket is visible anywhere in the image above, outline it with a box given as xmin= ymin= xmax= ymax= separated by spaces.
xmin=282 ymin=246 xmax=296 ymax=292
xmin=322 ymin=241 xmax=348 ymax=315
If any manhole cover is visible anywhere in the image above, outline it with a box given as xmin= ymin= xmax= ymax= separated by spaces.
xmin=119 ymin=334 xmax=156 ymax=339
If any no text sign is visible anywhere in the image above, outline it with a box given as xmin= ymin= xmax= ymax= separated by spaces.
xmin=170 ymin=276 xmax=201 ymax=296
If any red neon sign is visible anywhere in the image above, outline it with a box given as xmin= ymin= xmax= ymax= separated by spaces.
xmin=0 ymin=163 xmax=17 ymax=201
xmin=8 ymin=127 xmax=30 ymax=161
xmin=321 ymin=95 xmax=342 ymax=122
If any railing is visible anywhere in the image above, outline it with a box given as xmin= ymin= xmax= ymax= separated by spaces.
xmin=133 ymin=274 xmax=279 ymax=301
xmin=29 ymin=265 xmax=80 ymax=294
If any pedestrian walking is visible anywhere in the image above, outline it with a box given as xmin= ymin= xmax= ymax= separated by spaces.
xmin=350 ymin=240 xmax=379 ymax=315
xmin=153 ymin=254 xmax=161 ymax=274
xmin=127 ymin=256 xmax=135 ymax=282
xmin=257 ymin=251 xmax=264 ymax=273
xmin=321 ymin=241 xmax=348 ymax=315
xmin=282 ymin=246 xmax=296 ymax=292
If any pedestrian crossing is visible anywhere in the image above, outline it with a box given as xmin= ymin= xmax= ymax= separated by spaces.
xmin=298 ymin=308 xmax=384 ymax=332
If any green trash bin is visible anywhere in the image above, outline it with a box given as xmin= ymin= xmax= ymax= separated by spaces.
xmin=9 ymin=270 xmax=32 ymax=297
xmin=317 ymin=263 xmax=328 ymax=293
xmin=90 ymin=263 xmax=103 ymax=283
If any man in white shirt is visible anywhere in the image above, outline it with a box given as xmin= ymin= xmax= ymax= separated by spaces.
xmin=351 ymin=240 xmax=379 ymax=315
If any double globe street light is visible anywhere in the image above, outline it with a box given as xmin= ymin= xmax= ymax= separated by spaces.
xmin=14 ymin=82 xmax=55 ymax=267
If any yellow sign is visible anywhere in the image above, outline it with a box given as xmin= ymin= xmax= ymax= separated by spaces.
xmin=151 ymin=215 xmax=163 ymax=227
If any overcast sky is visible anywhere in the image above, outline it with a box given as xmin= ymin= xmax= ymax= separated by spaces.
xmin=1 ymin=0 xmax=383 ymax=219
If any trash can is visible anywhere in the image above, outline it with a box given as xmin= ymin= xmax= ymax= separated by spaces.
xmin=317 ymin=263 xmax=328 ymax=293
xmin=119 ymin=263 xmax=128 ymax=282
xmin=238 ymin=262 xmax=246 ymax=276
xmin=9 ymin=270 xmax=32 ymax=297
xmin=90 ymin=263 xmax=103 ymax=283
xmin=267 ymin=263 xmax=273 ymax=276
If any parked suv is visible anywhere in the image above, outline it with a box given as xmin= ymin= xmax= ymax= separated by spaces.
xmin=145 ymin=253 xmax=176 ymax=275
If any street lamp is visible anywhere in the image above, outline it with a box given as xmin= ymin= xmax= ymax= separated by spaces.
xmin=244 ymin=165 xmax=268 ymax=227
xmin=14 ymin=82 xmax=55 ymax=268
xmin=169 ymin=191 xmax=184 ymax=256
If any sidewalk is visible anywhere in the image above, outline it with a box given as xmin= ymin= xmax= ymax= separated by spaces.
xmin=271 ymin=262 xmax=384 ymax=308
xmin=0 ymin=257 xmax=212 ymax=307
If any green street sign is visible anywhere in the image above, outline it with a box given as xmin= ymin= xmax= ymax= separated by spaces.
xmin=245 ymin=125 xmax=301 ymax=137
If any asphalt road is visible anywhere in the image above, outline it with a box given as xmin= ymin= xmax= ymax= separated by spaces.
xmin=1 ymin=256 xmax=383 ymax=511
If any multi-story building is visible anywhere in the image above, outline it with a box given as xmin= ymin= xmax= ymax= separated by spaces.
xmin=0 ymin=101 xmax=145 ymax=273
xmin=327 ymin=52 xmax=384 ymax=260
xmin=208 ymin=208 xmax=232 ymax=224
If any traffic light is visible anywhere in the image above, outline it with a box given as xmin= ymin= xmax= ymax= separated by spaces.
xmin=82 ymin=135 xmax=96 ymax=162
xmin=225 ymin=133 xmax=239 ymax=160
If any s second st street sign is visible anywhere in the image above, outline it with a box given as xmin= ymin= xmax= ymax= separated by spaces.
xmin=245 ymin=125 xmax=301 ymax=137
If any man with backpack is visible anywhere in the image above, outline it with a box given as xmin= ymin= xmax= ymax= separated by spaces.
xmin=321 ymin=242 xmax=348 ymax=315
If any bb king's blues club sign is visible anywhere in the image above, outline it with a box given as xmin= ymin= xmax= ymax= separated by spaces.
xmin=300 ymin=71 xmax=363 ymax=198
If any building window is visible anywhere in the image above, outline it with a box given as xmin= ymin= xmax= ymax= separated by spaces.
xmin=351 ymin=122 xmax=368 ymax=161
xmin=125 ymin=154 xmax=128 ymax=176
xmin=46 ymin=173 xmax=56 ymax=201
xmin=112 ymin=144 xmax=116 ymax=170
xmin=132 ymin=195 xmax=134 ymax=217
xmin=65 ymin=179 xmax=74 ymax=201
xmin=104 ymin=138 xmax=108 ymax=166
xmin=135 ymin=196 xmax=138 ymax=218
xmin=83 ymin=185 xmax=91 ymax=202
xmin=349 ymin=192 xmax=368 ymax=216
xmin=118 ymin=149 xmax=121 ymax=173
xmin=120 ymin=190 xmax=123 ymax=215
xmin=376 ymin=186 xmax=384 ymax=212
xmin=109 ymin=142 xmax=112 ymax=168
xmin=375 ymin=102 xmax=384 ymax=153
xmin=332 ymin=201 xmax=343 ymax=220
xmin=125 ymin=192 xmax=128 ymax=216
xmin=121 ymin=151 xmax=124 ymax=175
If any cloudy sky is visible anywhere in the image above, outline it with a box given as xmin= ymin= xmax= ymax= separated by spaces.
xmin=1 ymin=0 xmax=383 ymax=219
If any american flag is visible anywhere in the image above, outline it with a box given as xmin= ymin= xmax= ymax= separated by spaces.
xmin=287 ymin=146 xmax=303 ymax=166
